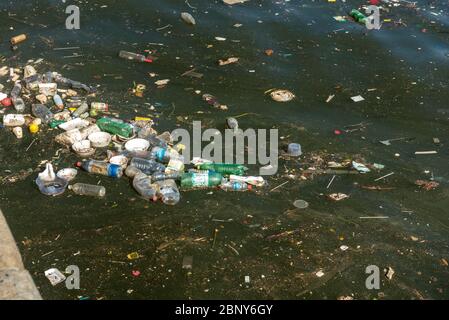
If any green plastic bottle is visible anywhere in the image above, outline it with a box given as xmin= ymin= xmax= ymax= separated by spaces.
xmin=196 ymin=163 xmax=248 ymax=176
xmin=181 ymin=172 xmax=223 ymax=189
xmin=96 ymin=117 xmax=134 ymax=138
xmin=349 ymin=9 xmax=367 ymax=24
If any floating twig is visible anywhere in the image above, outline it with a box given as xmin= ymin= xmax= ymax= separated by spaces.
xmin=326 ymin=175 xmax=336 ymax=189
xmin=270 ymin=181 xmax=289 ymax=192
xmin=415 ymin=151 xmax=437 ymax=155
xmin=359 ymin=216 xmax=390 ymax=219
xmin=374 ymin=172 xmax=394 ymax=182
xmin=53 ymin=47 xmax=80 ymax=51
xmin=225 ymin=244 xmax=239 ymax=256
xmin=156 ymin=24 xmax=172 ymax=31
xmin=41 ymin=250 xmax=54 ymax=257
xmin=26 ymin=138 xmax=37 ymax=152
xmin=185 ymin=0 xmax=197 ymax=9
xmin=212 ymin=228 xmax=219 ymax=249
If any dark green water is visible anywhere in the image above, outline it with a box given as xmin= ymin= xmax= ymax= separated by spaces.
xmin=0 ymin=0 xmax=448 ymax=299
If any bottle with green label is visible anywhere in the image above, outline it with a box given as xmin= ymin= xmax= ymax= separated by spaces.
xmin=196 ymin=163 xmax=248 ymax=176
xmin=349 ymin=9 xmax=367 ymax=24
xmin=96 ymin=117 xmax=134 ymax=138
xmin=49 ymin=119 xmax=66 ymax=129
xmin=180 ymin=172 xmax=223 ymax=189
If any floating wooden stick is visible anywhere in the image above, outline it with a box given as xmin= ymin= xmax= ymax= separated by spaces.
xmin=374 ymin=172 xmax=394 ymax=181
xmin=359 ymin=216 xmax=389 ymax=219
xmin=415 ymin=151 xmax=437 ymax=155
xmin=270 ymin=181 xmax=289 ymax=192
xmin=326 ymin=175 xmax=336 ymax=189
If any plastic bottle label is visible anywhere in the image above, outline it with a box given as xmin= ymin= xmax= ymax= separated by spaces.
xmin=155 ymin=148 xmax=166 ymax=162
xmin=232 ymin=182 xmax=243 ymax=190
xmin=91 ymin=102 xmax=108 ymax=111
xmin=192 ymin=173 xmax=209 ymax=187
xmin=88 ymin=162 xmax=109 ymax=176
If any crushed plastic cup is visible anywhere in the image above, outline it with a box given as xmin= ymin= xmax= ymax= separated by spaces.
xmin=3 ymin=114 xmax=25 ymax=127
xmin=293 ymin=199 xmax=309 ymax=209
xmin=125 ymin=166 xmax=141 ymax=178
xmin=88 ymin=132 xmax=112 ymax=148
xmin=125 ymin=138 xmax=150 ymax=152
xmin=287 ymin=143 xmax=302 ymax=156
xmin=109 ymin=155 xmax=129 ymax=169
xmin=127 ymin=252 xmax=142 ymax=260
xmin=59 ymin=118 xmax=90 ymax=131
xmin=57 ymin=168 xmax=78 ymax=182
xmin=44 ymin=268 xmax=66 ymax=286
xmin=72 ymin=140 xmax=95 ymax=158
xmin=12 ymin=127 xmax=23 ymax=139
xmin=55 ymin=129 xmax=83 ymax=146
xmin=38 ymin=83 xmax=57 ymax=96
xmin=269 ymin=89 xmax=295 ymax=102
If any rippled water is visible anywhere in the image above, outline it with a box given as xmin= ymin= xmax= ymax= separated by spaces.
xmin=0 ymin=0 xmax=448 ymax=299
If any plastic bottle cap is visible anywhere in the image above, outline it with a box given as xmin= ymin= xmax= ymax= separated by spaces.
xmin=1 ymin=97 xmax=12 ymax=107
xmin=29 ymin=123 xmax=39 ymax=133
xmin=75 ymin=161 xmax=82 ymax=168
xmin=287 ymin=143 xmax=302 ymax=156
xmin=247 ymin=184 xmax=253 ymax=190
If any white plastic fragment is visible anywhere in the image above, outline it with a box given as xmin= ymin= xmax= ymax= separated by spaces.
xmin=44 ymin=268 xmax=66 ymax=286
xmin=351 ymin=95 xmax=365 ymax=102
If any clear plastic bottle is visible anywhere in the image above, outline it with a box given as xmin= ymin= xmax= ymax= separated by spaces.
xmin=12 ymin=97 xmax=25 ymax=113
xmin=76 ymin=160 xmax=123 ymax=178
xmin=67 ymin=101 xmax=83 ymax=109
xmin=220 ymin=181 xmax=252 ymax=192
xmin=32 ymin=104 xmax=54 ymax=123
xmin=53 ymin=94 xmax=64 ymax=109
xmin=165 ymin=157 xmax=185 ymax=174
xmin=229 ymin=175 xmax=266 ymax=187
xmin=137 ymin=126 xmax=154 ymax=139
xmin=23 ymin=74 xmax=41 ymax=90
xmin=118 ymin=51 xmax=153 ymax=63
xmin=72 ymin=102 xmax=89 ymax=118
xmin=125 ymin=166 xmax=142 ymax=178
xmin=155 ymin=179 xmax=180 ymax=205
xmin=133 ymin=172 xmax=158 ymax=201
xmin=146 ymin=134 xmax=168 ymax=148
xmin=151 ymin=172 xmax=181 ymax=182
xmin=151 ymin=146 xmax=180 ymax=163
xmin=121 ymin=150 xmax=155 ymax=160
xmin=129 ymin=157 xmax=166 ymax=175
xmin=69 ymin=183 xmax=106 ymax=197
xmin=91 ymin=102 xmax=109 ymax=112
xmin=10 ymin=82 xmax=22 ymax=99
xmin=43 ymin=71 xmax=55 ymax=83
